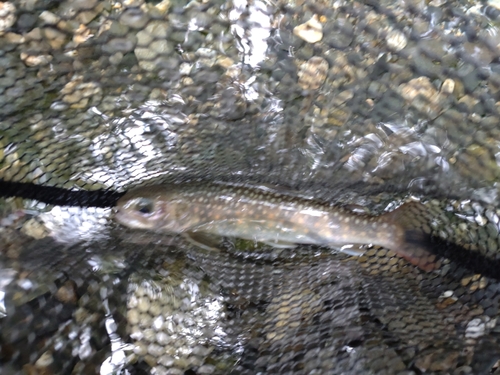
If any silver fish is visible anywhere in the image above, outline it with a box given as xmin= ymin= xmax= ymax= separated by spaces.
xmin=115 ymin=183 xmax=439 ymax=271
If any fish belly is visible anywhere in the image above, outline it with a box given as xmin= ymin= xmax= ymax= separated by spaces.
xmin=191 ymin=217 xmax=322 ymax=245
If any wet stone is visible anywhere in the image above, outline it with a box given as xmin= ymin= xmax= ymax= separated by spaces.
xmin=39 ymin=11 xmax=60 ymax=25
xmin=72 ymin=0 xmax=98 ymax=10
xmin=386 ymin=29 xmax=407 ymax=51
xmin=148 ymin=343 xmax=166 ymax=357
xmin=16 ymin=12 xmax=36 ymax=31
xmin=123 ymin=0 xmax=144 ymax=7
xmin=293 ymin=15 xmax=323 ymax=44
xmin=324 ymin=18 xmax=353 ymax=49
xmin=156 ymin=331 xmax=171 ymax=345
xmin=0 ymin=2 xmax=16 ymax=33
xmin=120 ymin=8 xmax=150 ymax=29
xmin=297 ymin=56 xmax=329 ymax=91
xmin=134 ymin=342 xmax=148 ymax=356
xmin=158 ymin=354 xmax=175 ymax=367
xmin=103 ymin=37 xmax=137 ymax=54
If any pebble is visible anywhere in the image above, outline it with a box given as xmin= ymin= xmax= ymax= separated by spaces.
xmin=153 ymin=0 xmax=170 ymax=15
xmin=120 ymin=8 xmax=150 ymax=29
xmin=0 ymin=210 xmax=24 ymax=227
xmin=16 ymin=13 xmax=37 ymax=31
xmin=488 ymin=0 xmax=500 ymax=11
xmin=134 ymin=20 xmax=173 ymax=71
xmin=43 ymin=28 xmax=67 ymax=50
xmin=198 ymin=364 xmax=216 ymax=374
xmin=50 ymin=101 xmax=69 ymax=111
xmin=0 ymin=2 xmax=16 ymax=33
xmin=399 ymin=76 xmax=449 ymax=119
xmin=297 ymin=56 xmax=329 ymax=90
xmin=441 ymin=78 xmax=455 ymax=95
xmin=150 ymin=39 xmax=172 ymax=55
xmin=139 ymin=312 xmax=153 ymax=327
xmin=465 ymin=317 xmax=494 ymax=338
xmin=386 ymin=29 xmax=407 ymax=51
xmin=60 ymin=77 xmax=101 ymax=100
xmin=109 ymin=52 xmax=123 ymax=65
xmin=158 ymin=355 xmax=175 ymax=367
xmin=127 ymin=309 xmax=140 ymax=326
xmin=134 ymin=342 xmax=148 ymax=356
xmin=76 ymin=9 xmax=99 ymax=25
xmin=123 ymin=0 xmax=144 ymax=7
xmin=73 ymin=24 xmax=93 ymax=45
xmin=20 ymin=52 xmax=52 ymax=67
xmin=72 ymin=0 xmax=98 ymax=11
xmin=148 ymin=343 xmax=165 ymax=357
xmin=103 ymin=37 xmax=136 ymax=53
xmin=39 ymin=11 xmax=60 ymax=25
xmin=135 ymin=47 xmax=158 ymax=61
xmin=165 ymin=368 xmax=183 ymax=375
xmin=55 ymin=281 xmax=78 ymax=303
xmin=25 ymin=27 xmax=42 ymax=41
xmin=144 ymin=20 xmax=169 ymax=38
xmin=324 ymin=18 xmax=353 ymax=49
xmin=136 ymin=29 xmax=154 ymax=46
xmin=293 ymin=15 xmax=323 ymax=44
xmin=34 ymin=351 xmax=54 ymax=367
xmin=156 ymin=331 xmax=171 ymax=345
xmin=325 ymin=50 xmax=356 ymax=89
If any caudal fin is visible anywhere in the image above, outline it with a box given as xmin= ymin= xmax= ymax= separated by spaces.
xmin=384 ymin=202 xmax=441 ymax=272
xmin=398 ymin=229 xmax=441 ymax=272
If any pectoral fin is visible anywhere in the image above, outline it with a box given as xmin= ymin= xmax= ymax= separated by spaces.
xmin=261 ymin=240 xmax=297 ymax=249
xmin=182 ymin=232 xmax=222 ymax=251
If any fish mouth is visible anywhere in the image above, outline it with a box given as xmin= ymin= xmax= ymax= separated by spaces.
xmin=114 ymin=209 xmax=152 ymax=230
xmin=113 ymin=209 xmax=127 ymax=225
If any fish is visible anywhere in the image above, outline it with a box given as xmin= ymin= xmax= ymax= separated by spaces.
xmin=114 ymin=183 xmax=439 ymax=271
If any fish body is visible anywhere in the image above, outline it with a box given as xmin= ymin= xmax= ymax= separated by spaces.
xmin=115 ymin=184 xmax=438 ymax=271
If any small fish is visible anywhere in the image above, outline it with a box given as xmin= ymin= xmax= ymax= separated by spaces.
xmin=115 ymin=183 xmax=439 ymax=271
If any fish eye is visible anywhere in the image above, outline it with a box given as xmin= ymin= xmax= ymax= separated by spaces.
xmin=135 ymin=198 xmax=155 ymax=215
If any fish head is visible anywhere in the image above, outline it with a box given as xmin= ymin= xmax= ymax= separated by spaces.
xmin=115 ymin=187 xmax=183 ymax=232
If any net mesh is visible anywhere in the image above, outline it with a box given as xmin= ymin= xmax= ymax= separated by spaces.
xmin=2 ymin=0 xmax=500 ymax=373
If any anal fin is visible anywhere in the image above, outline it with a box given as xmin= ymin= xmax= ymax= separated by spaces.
xmin=338 ymin=244 xmax=367 ymax=256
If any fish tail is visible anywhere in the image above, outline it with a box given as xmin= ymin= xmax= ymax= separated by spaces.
xmin=398 ymin=229 xmax=441 ymax=272
xmin=384 ymin=202 xmax=440 ymax=272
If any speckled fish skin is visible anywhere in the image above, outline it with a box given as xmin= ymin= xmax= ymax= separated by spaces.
xmin=115 ymin=184 xmax=439 ymax=271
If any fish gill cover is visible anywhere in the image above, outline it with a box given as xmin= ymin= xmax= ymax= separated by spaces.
xmin=2 ymin=0 xmax=500 ymax=373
